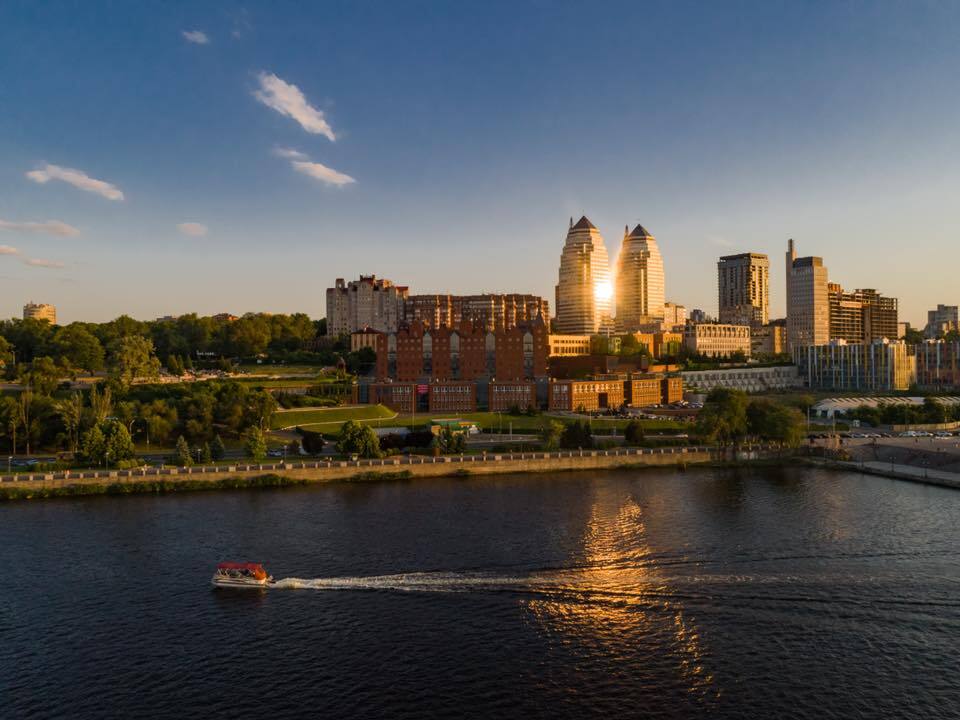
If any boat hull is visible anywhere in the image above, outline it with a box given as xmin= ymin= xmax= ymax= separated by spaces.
xmin=211 ymin=576 xmax=273 ymax=589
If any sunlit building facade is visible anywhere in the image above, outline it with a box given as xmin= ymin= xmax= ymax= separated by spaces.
xmin=615 ymin=224 xmax=665 ymax=332
xmin=785 ymin=239 xmax=830 ymax=350
xmin=555 ymin=216 xmax=613 ymax=335
xmin=718 ymin=253 xmax=769 ymax=327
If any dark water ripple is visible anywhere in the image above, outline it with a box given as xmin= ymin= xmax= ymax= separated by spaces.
xmin=1 ymin=466 xmax=958 ymax=718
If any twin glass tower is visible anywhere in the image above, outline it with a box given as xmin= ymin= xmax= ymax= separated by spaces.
xmin=554 ymin=216 xmax=665 ymax=335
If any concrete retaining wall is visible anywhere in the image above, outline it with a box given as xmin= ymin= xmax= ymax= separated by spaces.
xmin=0 ymin=446 xmax=766 ymax=493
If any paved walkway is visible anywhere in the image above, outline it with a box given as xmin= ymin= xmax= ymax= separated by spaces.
xmin=842 ymin=460 xmax=960 ymax=490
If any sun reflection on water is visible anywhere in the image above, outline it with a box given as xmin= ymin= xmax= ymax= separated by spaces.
xmin=522 ymin=489 xmax=718 ymax=701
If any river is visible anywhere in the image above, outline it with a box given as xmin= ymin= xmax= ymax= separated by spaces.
xmin=1 ymin=467 xmax=958 ymax=718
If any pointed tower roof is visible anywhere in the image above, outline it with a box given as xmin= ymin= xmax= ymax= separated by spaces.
xmin=629 ymin=224 xmax=653 ymax=238
xmin=571 ymin=215 xmax=596 ymax=231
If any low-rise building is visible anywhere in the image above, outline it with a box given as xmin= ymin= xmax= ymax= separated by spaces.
xmin=681 ymin=365 xmax=802 ymax=393
xmin=488 ymin=381 xmax=537 ymax=412
xmin=428 ymin=381 xmax=477 ymax=413
xmin=793 ymin=339 xmax=916 ymax=392
xmin=625 ymin=375 xmax=661 ymax=407
xmin=683 ymin=323 xmax=752 ymax=358
xmin=548 ymin=334 xmax=592 ymax=357
xmin=751 ymin=321 xmax=787 ymax=356
xmin=548 ymin=379 xmax=625 ymax=412
xmin=368 ymin=382 xmax=417 ymax=413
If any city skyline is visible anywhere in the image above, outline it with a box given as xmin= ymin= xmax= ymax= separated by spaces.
xmin=3 ymin=2 xmax=960 ymax=325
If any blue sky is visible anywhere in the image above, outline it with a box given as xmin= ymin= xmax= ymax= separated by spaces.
xmin=1 ymin=0 xmax=958 ymax=325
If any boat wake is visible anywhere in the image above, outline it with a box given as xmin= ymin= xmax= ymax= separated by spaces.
xmin=272 ymin=572 xmax=533 ymax=593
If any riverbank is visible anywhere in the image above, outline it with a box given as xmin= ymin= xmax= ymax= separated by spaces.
xmin=1 ymin=446 xmax=768 ymax=500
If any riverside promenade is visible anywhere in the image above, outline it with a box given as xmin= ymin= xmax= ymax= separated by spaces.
xmin=0 ymin=446 xmax=743 ymax=494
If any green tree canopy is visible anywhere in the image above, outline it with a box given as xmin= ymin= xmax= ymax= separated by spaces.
xmin=695 ymin=388 xmax=749 ymax=445
xmin=243 ymin=425 xmax=268 ymax=461
xmin=50 ymin=324 xmax=105 ymax=374
xmin=336 ymin=420 xmax=381 ymax=458
xmin=541 ymin=420 xmax=564 ymax=450
xmin=174 ymin=435 xmax=193 ymax=466
xmin=108 ymin=335 xmax=161 ymax=389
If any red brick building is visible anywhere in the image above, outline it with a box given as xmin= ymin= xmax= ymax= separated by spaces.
xmin=368 ymin=382 xmax=416 ymax=413
xmin=548 ymin=380 xmax=626 ymax=412
xmin=661 ymin=376 xmax=684 ymax=404
xmin=488 ymin=381 xmax=537 ymax=412
xmin=428 ymin=381 xmax=477 ymax=413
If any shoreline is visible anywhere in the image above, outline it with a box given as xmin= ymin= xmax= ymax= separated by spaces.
xmin=3 ymin=448 xmax=957 ymax=502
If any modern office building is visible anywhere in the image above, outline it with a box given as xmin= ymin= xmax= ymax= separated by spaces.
xmin=717 ymin=253 xmax=769 ymax=327
xmin=913 ymin=340 xmax=960 ymax=389
xmin=827 ymin=284 xmax=898 ymax=343
xmin=615 ymin=223 xmax=665 ymax=332
xmin=22 ymin=302 xmax=56 ymax=324
xmin=403 ymin=293 xmax=549 ymax=332
xmin=793 ymin=339 xmax=916 ymax=392
xmin=555 ymin=216 xmax=613 ymax=335
xmin=326 ymin=276 xmax=408 ymax=336
xmin=683 ymin=323 xmax=752 ymax=358
xmin=785 ymin=239 xmax=829 ymax=350
xmin=682 ymin=365 xmax=802 ymax=393
xmin=925 ymin=304 xmax=959 ymax=338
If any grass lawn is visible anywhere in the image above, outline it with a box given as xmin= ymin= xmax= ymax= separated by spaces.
xmin=271 ymin=404 xmax=396 ymax=430
xmin=296 ymin=410 xmax=688 ymax=436
xmin=237 ymin=364 xmax=326 ymax=375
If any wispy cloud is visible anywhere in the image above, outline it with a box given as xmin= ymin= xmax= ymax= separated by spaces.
xmin=182 ymin=30 xmax=210 ymax=44
xmin=177 ymin=222 xmax=208 ymax=237
xmin=291 ymin=160 xmax=356 ymax=187
xmin=272 ymin=146 xmax=308 ymax=160
xmin=0 ymin=218 xmax=81 ymax=237
xmin=0 ymin=245 xmax=19 ymax=255
xmin=26 ymin=164 xmax=124 ymax=201
xmin=253 ymin=71 xmax=336 ymax=140
xmin=708 ymin=235 xmax=735 ymax=248
xmin=23 ymin=258 xmax=65 ymax=269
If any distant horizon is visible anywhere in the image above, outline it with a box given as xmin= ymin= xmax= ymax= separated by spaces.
xmin=3 ymin=2 xmax=958 ymax=327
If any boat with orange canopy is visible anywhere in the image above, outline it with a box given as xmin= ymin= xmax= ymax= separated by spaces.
xmin=211 ymin=562 xmax=274 ymax=588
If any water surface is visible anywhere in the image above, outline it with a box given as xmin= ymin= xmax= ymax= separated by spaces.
xmin=2 ymin=467 xmax=958 ymax=718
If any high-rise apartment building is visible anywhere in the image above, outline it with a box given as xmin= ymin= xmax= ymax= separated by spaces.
xmin=827 ymin=284 xmax=898 ymax=343
xmin=785 ymin=239 xmax=829 ymax=350
xmin=615 ymin=224 xmax=665 ymax=332
xmin=717 ymin=253 xmax=769 ymax=327
xmin=793 ymin=339 xmax=916 ymax=392
xmin=662 ymin=302 xmax=687 ymax=330
xmin=555 ymin=216 xmax=613 ymax=335
xmin=925 ymin=304 xmax=959 ymax=338
xmin=326 ymin=276 xmax=408 ymax=336
xmin=23 ymin=302 xmax=56 ymax=324
xmin=403 ymin=293 xmax=548 ymax=332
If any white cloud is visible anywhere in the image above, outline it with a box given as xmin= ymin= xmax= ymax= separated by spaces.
xmin=291 ymin=160 xmax=356 ymax=187
xmin=23 ymin=258 xmax=65 ymax=269
xmin=182 ymin=30 xmax=210 ymax=44
xmin=0 ymin=245 xmax=19 ymax=255
xmin=253 ymin=71 xmax=336 ymax=140
xmin=177 ymin=222 xmax=208 ymax=237
xmin=0 ymin=218 xmax=81 ymax=237
xmin=272 ymin=146 xmax=308 ymax=160
xmin=26 ymin=164 xmax=124 ymax=201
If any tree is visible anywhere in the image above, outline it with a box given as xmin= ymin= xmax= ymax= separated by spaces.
xmin=18 ymin=356 xmax=61 ymax=396
xmin=747 ymin=399 xmax=805 ymax=446
xmin=624 ymin=419 xmax=645 ymax=445
xmin=167 ymin=354 xmax=185 ymax=376
xmin=695 ymin=388 xmax=749 ymax=445
xmin=78 ymin=424 xmax=107 ymax=465
xmin=336 ymin=420 xmax=380 ymax=458
xmin=104 ymin=421 xmax=135 ymax=463
xmin=923 ymin=397 xmax=948 ymax=424
xmin=0 ymin=396 xmax=18 ymax=453
xmin=0 ymin=335 xmax=13 ymax=377
xmin=108 ymin=335 xmax=161 ymax=389
xmin=211 ymin=434 xmax=227 ymax=461
xmin=243 ymin=426 xmax=268 ymax=461
xmin=200 ymin=442 xmax=212 ymax=464
xmin=16 ymin=391 xmax=33 ymax=455
xmin=903 ymin=327 xmax=924 ymax=344
xmin=50 ymin=324 xmax=105 ymax=373
xmin=56 ymin=393 xmax=83 ymax=454
xmin=89 ymin=384 xmax=113 ymax=424
xmin=560 ymin=420 xmax=594 ymax=449
xmin=174 ymin=435 xmax=193 ymax=466
xmin=541 ymin=420 xmax=564 ymax=450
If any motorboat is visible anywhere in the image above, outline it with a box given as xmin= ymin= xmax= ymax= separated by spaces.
xmin=211 ymin=562 xmax=274 ymax=589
